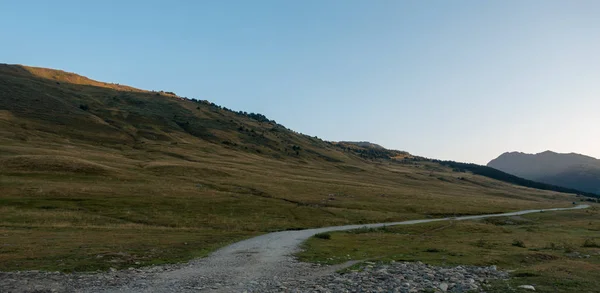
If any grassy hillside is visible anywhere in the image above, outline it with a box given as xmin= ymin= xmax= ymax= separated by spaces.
xmin=0 ymin=64 xmax=581 ymax=272
xmin=430 ymin=159 xmax=599 ymax=198
xmin=540 ymin=166 xmax=600 ymax=196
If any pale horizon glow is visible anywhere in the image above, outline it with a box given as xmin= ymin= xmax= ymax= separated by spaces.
xmin=1 ymin=0 xmax=599 ymax=164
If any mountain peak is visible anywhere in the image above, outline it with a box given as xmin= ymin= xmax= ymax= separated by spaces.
xmin=488 ymin=151 xmax=600 ymax=195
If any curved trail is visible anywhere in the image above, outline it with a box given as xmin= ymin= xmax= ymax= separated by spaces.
xmin=3 ymin=205 xmax=590 ymax=293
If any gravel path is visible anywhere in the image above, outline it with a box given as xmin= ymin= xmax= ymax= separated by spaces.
xmin=0 ymin=205 xmax=589 ymax=293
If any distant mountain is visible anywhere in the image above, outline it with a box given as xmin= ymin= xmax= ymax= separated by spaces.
xmin=488 ymin=151 xmax=600 ymax=195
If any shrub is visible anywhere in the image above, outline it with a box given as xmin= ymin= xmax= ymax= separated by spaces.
xmin=512 ymin=239 xmax=526 ymax=248
xmin=513 ymin=272 xmax=538 ymax=277
xmin=583 ymin=238 xmax=600 ymax=248
xmin=314 ymin=232 xmax=331 ymax=240
xmin=474 ymin=239 xmax=492 ymax=248
xmin=546 ymin=242 xmax=559 ymax=250
xmin=346 ymin=227 xmax=389 ymax=234
xmin=563 ymin=242 xmax=576 ymax=253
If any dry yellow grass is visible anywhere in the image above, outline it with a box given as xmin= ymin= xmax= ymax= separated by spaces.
xmin=0 ymin=137 xmax=578 ymax=272
xmin=0 ymin=63 xmax=582 ymax=272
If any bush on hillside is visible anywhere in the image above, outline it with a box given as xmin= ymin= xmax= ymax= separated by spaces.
xmin=314 ymin=232 xmax=331 ymax=240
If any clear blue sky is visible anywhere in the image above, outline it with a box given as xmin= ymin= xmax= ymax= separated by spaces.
xmin=1 ymin=0 xmax=599 ymax=164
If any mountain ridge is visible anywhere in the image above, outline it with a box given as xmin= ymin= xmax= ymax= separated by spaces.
xmin=488 ymin=151 xmax=600 ymax=195
xmin=1 ymin=63 xmax=416 ymax=163
xmin=0 ymin=63 xmax=147 ymax=93
xmin=0 ymin=63 xmax=593 ymax=272
xmin=1 ymin=63 xmax=594 ymax=197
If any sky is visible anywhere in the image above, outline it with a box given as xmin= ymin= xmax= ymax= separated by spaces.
xmin=1 ymin=0 xmax=599 ymax=164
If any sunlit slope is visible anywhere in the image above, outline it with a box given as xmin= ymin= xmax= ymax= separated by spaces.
xmin=0 ymin=63 xmax=579 ymax=271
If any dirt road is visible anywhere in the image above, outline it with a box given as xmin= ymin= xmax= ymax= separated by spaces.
xmin=1 ymin=204 xmax=589 ymax=292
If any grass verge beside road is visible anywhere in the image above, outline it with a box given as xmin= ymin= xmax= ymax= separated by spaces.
xmin=0 ymin=140 xmax=578 ymax=272
xmin=297 ymin=207 xmax=600 ymax=292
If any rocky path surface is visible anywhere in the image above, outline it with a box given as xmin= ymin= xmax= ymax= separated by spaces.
xmin=245 ymin=261 xmax=509 ymax=293
xmin=1 ymin=205 xmax=589 ymax=293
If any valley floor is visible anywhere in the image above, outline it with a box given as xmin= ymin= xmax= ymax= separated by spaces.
xmin=0 ymin=137 xmax=579 ymax=272
xmin=299 ymin=206 xmax=600 ymax=293
xmin=0 ymin=205 xmax=591 ymax=293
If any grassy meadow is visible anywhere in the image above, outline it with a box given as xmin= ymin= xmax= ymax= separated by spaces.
xmin=298 ymin=207 xmax=600 ymax=292
xmin=0 ymin=135 xmax=579 ymax=272
xmin=0 ymin=64 xmax=583 ymax=272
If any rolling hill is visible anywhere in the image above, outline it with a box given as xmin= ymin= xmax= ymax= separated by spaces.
xmin=0 ymin=64 xmax=582 ymax=271
xmin=488 ymin=151 xmax=600 ymax=195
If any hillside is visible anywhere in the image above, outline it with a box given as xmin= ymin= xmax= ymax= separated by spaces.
xmin=0 ymin=64 xmax=580 ymax=272
xmin=488 ymin=151 xmax=600 ymax=195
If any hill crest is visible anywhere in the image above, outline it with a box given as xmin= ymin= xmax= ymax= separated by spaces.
xmin=1 ymin=63 xmax=595 ymax=198
xmin=488 ymin=151 xmax=600 ymax=195
xmin=0 ymin=63 xmax=409 ymax=163
xmin=0 ymin=64 xmax=151 ymax=93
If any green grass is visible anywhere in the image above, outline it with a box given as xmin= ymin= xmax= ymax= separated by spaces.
xmin=0 ymin=142 xmax=577 ymax=272
xmin=0 ymin=64 xmax=584 ymax=272
xmin=314 ymin=232 xmax=332 ymax=240
xmin=0 ymin=226 xmax=254 ymax=272
xmin=297 ymin=208 xmax=600 ymax=292
xmin=0 ymin=140 xmax=577 ymax=272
